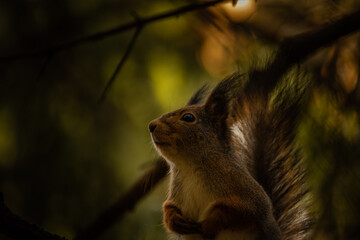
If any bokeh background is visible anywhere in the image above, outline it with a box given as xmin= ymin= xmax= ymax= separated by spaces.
xmin=1 ymin=0 xmax=360 ymax=239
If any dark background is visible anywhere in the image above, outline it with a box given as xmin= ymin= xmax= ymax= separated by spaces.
xmin=1 ymin=0 xmax=360 ymax=239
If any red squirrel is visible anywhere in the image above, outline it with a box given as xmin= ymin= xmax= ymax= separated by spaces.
xmin=149 ymin=73 xmax=312 ymax=239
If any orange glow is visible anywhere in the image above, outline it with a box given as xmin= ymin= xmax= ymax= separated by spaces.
xmin=199 ymin=36 xmax=230 ymax=76
xmin=222 ymin=0 xmax=256 ymax=22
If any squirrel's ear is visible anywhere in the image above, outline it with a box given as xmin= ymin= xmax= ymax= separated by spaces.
xmin=186 ymin=84 xmax=209 ymax=106
xmin=204 ymin=75 xmax=239 ymax=140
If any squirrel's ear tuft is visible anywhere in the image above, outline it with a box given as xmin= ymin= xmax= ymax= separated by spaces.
xmin=204 ymin=74 xmax=240 ymax=115
xmin=186 ymin=84 xmax=209 ymax=106
xmin=204 ymin=74 xmax=240 ymax=140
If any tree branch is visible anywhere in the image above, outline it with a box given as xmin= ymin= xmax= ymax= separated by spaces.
xmin=0 ymin=193 xmax=68 ymax=240
xmin=74 ymin=159 xmax=169 ymax=240
xmin=0 ymin=0 xmax=226 ymax=62
xmin=248 ymin=9 xmax=360 ymax=94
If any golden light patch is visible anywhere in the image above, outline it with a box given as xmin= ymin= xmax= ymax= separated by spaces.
xmin=222 ymin=0 xmax=257 ymax=22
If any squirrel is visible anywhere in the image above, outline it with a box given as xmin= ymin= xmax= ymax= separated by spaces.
xmin=148 ymin=73 xmax=312 ymax=240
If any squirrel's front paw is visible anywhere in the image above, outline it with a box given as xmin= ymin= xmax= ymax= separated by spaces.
xmin=163 ymin=202 xmax=201 ymax=235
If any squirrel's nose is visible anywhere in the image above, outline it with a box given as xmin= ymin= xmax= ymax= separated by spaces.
xmin=148 ymin=121 xmax=157 ymax=133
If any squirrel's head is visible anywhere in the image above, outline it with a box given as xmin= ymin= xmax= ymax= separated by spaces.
xmin=149 ymin=75 xmax=240 ymax=167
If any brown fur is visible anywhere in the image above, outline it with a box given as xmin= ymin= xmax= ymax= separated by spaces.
xmin=149 ymin=73 xmax=311 ymax=240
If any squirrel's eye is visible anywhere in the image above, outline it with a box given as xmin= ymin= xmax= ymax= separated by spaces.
xmin=180 ymin=113 xmax=196 ymax=122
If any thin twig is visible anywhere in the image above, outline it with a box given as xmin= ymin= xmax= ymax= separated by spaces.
xmin=0 ymin=0 xmax=226 ymax=62
xmin=98 ymin=26 xmax=143 ymax=103
xmin=74 ymin=159 xmax=169 ymax=240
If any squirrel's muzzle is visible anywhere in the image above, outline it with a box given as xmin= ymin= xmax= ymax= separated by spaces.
xmin=148 ymin=120 xmax=157 ymax=133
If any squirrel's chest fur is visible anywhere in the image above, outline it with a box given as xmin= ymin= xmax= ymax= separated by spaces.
xmin=168 ymin=167 xmax=258 ymax=240
xmin=169 ymin=167 xmax=214 ymax=222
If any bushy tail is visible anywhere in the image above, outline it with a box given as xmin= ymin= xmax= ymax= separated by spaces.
xmin=232 ymin=72 xmax=313 ymax=239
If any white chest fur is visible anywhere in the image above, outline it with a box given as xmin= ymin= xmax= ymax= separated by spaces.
xmin=175 ymin=169 xmax=214 ymax=222
xmin=169 ymin=167 xmax=259 ymax=240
